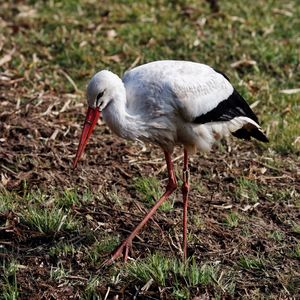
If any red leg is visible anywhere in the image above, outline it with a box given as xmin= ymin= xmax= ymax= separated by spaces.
xmin=104 ymin=151 xmax=177 ymax=265
xmin=182 ymin=148 xmax=190 ymax=260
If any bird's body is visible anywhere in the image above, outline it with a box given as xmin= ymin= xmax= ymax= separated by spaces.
xmin=97 ymin=60 xmax=266 ymax=154
xmin=74 ymin=60 xmax=268 ymax=264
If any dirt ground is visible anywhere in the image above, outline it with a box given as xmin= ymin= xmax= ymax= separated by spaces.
xmin=1 ymin=72 xmax=299 ymax=299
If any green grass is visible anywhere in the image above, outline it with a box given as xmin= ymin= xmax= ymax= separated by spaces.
xmin=50 ymin=262 xmax=70 ymax=283
xmin=292 ymin=223 xmax=300 ymax=235
xmin=267 ymin=187 xmax=299 ymax=203
xmin=294 ymin=243 xmax=300 ymax=259
xmin=134 ymin=176 xmax=174 ymax=212
xmin=55 ymin=189 xmax=93 ymax=208
xmin=192 ymin=215 xmax=205 ymax=229
xmin=22 ymin=206 xmax=79 ymax=234
xmin=1 ymin=260 xmax=20 ymax=300
xmin=0 ymin=190 xmax=19 ymax=213
xmin=235 ymin=177 xmax=259 ymax=203
xmin=0 ymin=188 xmax=90 ymax=234
xmin=224 ymin=211 xmax=242 ymax=228
xmin=268 ymin=230 xmax=285 ymax=242
xmin=87 ymin=235 xmax=120 ymax=265
xmin=0 ymin=188 xmax=81 ymax=234
xmin=107 ymin=187 xmax=124 ymax=208
xmin=82 ymin=275 xmax=102 ymax=300
xmin=239 ymin=255 xmax=266 ymax=271
xmin=127 ymin=253 xmax=225 ymax=299
xmin=49 ymin=242 xmax=77 ymax=258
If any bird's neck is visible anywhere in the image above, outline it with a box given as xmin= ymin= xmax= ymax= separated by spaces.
xmin=102 ymin=86 xmax=146 ymax=140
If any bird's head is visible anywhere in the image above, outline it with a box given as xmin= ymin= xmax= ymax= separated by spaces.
xmin=86 ymin=70 xmax=121 ymax=111
xmin=73 ymin=70 xmax=123 ymax=168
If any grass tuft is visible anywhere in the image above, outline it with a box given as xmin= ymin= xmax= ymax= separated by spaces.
xmin=235 ymin=177 xmax=259 ymax=203
xmin=0 ymin=189 xmax=19 ymax=213
xmin=82 ymin=275 xmax=101 ymax=300
xmin=87 ymin=235 xmax=120 ymax=265
xmin=268 ymin=230 xmax=285 ymax=242
xmin=49 ymin=242 xmax=77 ymax=258
xmin=56 ymin=189 xmax=93 ymax=208
xmin=134 ymin=177 xmax=174 ymax=212
xmin=107 ymin=187 xmax=124 ymax=207
xmin=50 ymin=262 xmax=69 ymax=283
xmin=1 ymin=260 xmax=20 ymax=300
xmin=127 ymin=253 xmax=222 ymax=298
xmin=239 ymin=255 xmax=266 ymax=271
xmin=294 ymin=243 xmax=300 ymax=259
xmin=224 ymin=211 xmax=242 ymax=228
xmin=292 ymin=223 xmax=300 ymax=235
xmin=22 ymin=206 xmax=79 ymax=234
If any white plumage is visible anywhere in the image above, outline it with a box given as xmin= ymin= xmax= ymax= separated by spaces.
xmin=74 ymin=60 xmax=268 ymax=263
xmin=87 ymin=60 xmax=266 ymax=153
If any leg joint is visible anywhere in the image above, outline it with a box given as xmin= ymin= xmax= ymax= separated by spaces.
xmin=181 ymin=182 xmax=189 ymax=194
xmin=182 ymin=169 xmax=190 ymax=194
xmin=167 ymin=178 xmax=178 ymax=191
xmin=183 ymin=169 xmax=190 ymax=183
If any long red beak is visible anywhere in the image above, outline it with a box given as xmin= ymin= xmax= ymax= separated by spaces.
xmin=73 ymin=107 xmax=100 ymax=168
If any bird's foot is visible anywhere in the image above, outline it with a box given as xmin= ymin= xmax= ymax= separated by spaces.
xmin=102 ymin=239 xmax=133 ymax=266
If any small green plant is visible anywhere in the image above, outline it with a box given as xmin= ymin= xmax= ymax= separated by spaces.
xmin=0 ymin=190 xmax=17 ymax=213
xmin=22 ymin=206 xmax=79 ymax=234
xmin=50 ymin=262 xmax=69 ymax=283
xmin=56 ymin=189 xmax=93 ymax=208
xmin=82 ymin=275 xmax=101 ymax=300
xmin=57 ymin=189 xmax=80 ymax=208
xmin=127 ymin=253 xmax=220 ymax=298
xmin=49 ymin=242 xmax=77 ymax=258
xmin=268 ymin=230 xmax=285 ymax=242
xmin=271 ymin=110 xmax=300 ymax=155
xmin=294 ymin=243 xmax=300 ymax=258
xmin=235 ymin=177 xmax=259 ymax=203
xmin=239 ymin=255 xmax=265 ymax=271
xmin=267 ymin=187 xmax=298 ymax=203
xmin=224 ymin=211 xmax=242 ymax=228
xmin=2 ymin=260 xmax=20 ymax=300
xmin=192 ymin=215 xmax=204 ymax=229
xmin=292 ymin=223 xmax=300 ymax=235
xmin=25 ymin=189 xmax=48 ymax=205
xmin=87 ymin=235 xmax=120 ymax=264
xmin=194 ymin=180 xmax=208 ymax=194
xmin=134 ymin=177 xmax=174 ymax=212
xmin=108 ymin=187 xmax=124 ymax=207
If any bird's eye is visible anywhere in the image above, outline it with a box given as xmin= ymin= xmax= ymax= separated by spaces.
xmin=96 ymin=91 xmax=104 ymax=101
xmin=96 ymin=91 xmax=105 ymax=107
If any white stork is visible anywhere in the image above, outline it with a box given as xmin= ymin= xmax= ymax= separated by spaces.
xmin=73 ymin=60 xmax=268 ymax=264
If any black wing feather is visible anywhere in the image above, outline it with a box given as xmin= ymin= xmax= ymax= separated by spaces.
xmin=193 ymin=89 xmax=259 ymax=124
xmin=192 ymin=75 xmax=269 ymax=143
xmin=232 ymin=127 xmax=269 ymax=142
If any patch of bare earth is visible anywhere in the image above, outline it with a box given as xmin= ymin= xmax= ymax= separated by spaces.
xmin=1 ymin=74 xmax=299 ymax=298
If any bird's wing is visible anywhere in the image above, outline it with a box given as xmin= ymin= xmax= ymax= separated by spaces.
xmin=170 ymin=66 xmax=268 ymax=141
xmin=166 ymin=64 xmax=258 ymax=125
xmin=123 ymin=64 xmax=176 ymax=119
xmin=123 ymin=61 xmax=258 ymax=124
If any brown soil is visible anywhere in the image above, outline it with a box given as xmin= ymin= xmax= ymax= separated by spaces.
xmin=0 ymin=75 xmax=299 ymax=299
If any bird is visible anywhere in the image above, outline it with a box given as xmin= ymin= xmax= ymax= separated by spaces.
xmin=73 ymin=60 xmax=268 ymax=264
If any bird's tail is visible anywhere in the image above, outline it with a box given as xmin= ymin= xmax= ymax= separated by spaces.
xmin=228 ymin=116 xmax=269 ymax=142
xmin=232 ymin=126 xmax=269 ymax=142
xmin=209 ymin=116 xmax=269 ymax=143
xmin=192 ymin=116 xmax=268 ymax=153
